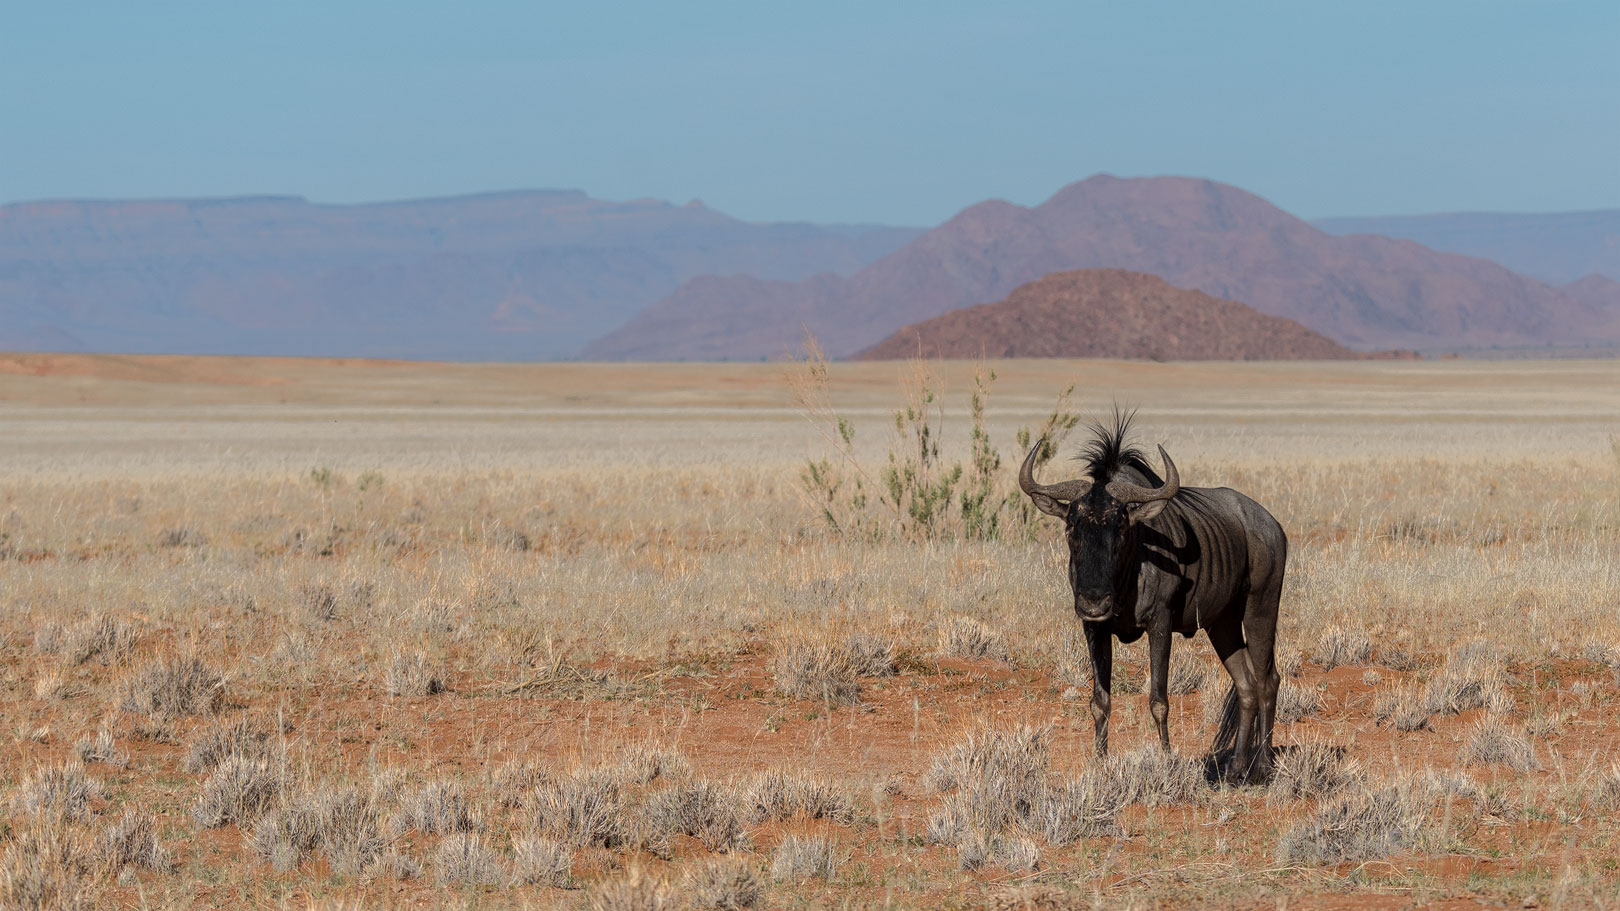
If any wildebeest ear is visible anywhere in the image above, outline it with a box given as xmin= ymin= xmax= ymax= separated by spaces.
xmin=1031 ymin=493 xmax=1069 ymax=518
xmin=1128 ymin=498 xmax=1170 ymax=523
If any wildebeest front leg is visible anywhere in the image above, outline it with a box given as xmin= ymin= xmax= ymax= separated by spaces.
xmin=1083 ymin=621 xmax=1113 ymax=756
xmin=1147 ymin=622 xmax=1171 ymax=751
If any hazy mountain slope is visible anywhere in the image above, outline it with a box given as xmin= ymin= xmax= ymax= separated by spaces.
xmin=855 ymin=269 xmax=1359 ymax=361
xmin=1312 ymin=210 xmax=1620 ymax=284
xmin=0 ymin=192 xmax=923 ymax=359
xmin=586 ymin=175 xmax=1612 ymax=360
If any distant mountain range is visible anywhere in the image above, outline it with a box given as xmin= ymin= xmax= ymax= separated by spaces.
xmin=855 ymin=269 xmax=1375 ymax=361
xmin=1312 ymin=210 xmax=1620 ymax=285
xmin=3 ymin=178 xmax=1617 ymax=361
xmin=0 ymin=192 xmax=921 ymax=359
xmin=588 ymin=176 xmax=1618 ymax=359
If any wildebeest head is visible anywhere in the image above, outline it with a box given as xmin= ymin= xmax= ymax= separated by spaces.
xmin=1019 ymin=417 xmax=1180 ymax=622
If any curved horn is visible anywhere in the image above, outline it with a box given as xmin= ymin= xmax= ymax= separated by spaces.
xmin=1018 ymin=441 xmax=1093 ymax=503
xmin=1105 ymin=444 xmax=1181 ymax=504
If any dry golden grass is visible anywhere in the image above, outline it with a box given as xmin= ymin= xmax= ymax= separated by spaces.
xmin=1 ymin=355 xmax=1619 ymax=909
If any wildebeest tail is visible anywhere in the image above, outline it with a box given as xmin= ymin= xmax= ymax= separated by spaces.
xmin=1208 ymin=685 xmax=1260 ymax=757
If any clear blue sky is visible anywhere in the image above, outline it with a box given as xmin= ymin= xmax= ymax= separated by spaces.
xmin=4 ymin=1 xmax=1616 ymax=224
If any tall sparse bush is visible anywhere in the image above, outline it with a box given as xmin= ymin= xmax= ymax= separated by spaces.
xmin=789 ymin=341 xmax=1078 ymax=541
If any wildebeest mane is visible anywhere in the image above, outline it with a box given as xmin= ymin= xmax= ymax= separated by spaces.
xmin=1076 ymin=407 xmax=1159 ymax=483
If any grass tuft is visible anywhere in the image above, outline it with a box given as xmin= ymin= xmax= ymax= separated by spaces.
xmin=1313 ymin=626 xmax=1372 ymax=669
xmin=391 ymin=780 xmax=477 ymax=836
xmin=118 ymin=656 xmax=225 ymax=719
xmin=184 ymin=715 xmax=276 ymax=774
xmin=1275 ymin=775 xmax=1432 ymax=864
xmin=432 ymin=833 xmax=505 ymax=885
xmin=683 ymin=858 xmax=762 ymax=909
xmin=97 ymin=810 xmax=171 ymax=874
xmin=770 ymin=637 xmax=860 ymax=704
xmin=11 ymin=762 xmax=102 ymax=821
xmin=511 ymin=836 xmax=572 ymax=886
xmin=1460 ymin=716 xmax=1539 ymax=771
xmin=384 ymin=650 xmax=446 ymax=697
xmin=643 ymin=779 xmax=745 ymax=852
xmin=937 ymin=615 xmax=1008 ymax=661
xmin=192 ymin=756 xmax=281 ymax=828
xmin=1268 ymin=740 xmax=1360 ymax=803
xmin=770 ymin=834 xmax=839 ymax=883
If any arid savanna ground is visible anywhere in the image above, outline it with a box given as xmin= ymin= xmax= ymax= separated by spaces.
xmin=2 ymin=353 xmax=1618 ymax=910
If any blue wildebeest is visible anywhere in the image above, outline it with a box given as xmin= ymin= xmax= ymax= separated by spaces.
xmin=1019 ymin=413 xmax=1286 ymax=780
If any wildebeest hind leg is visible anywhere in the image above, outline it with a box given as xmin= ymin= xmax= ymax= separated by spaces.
xmin=1243 ymin=582 xmax=1283 ymax=779
xmin=1208 ymin=620 xmax=1258 ymax=781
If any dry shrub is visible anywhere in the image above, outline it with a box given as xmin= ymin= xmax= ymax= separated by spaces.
xmin=184 ymin=715 xmax=276 ymax=773
xmin=37 ymin=614 xmax=139 ymax=667
xmin=770 ymin=637 xmax=860 ymax=704
xmin=192 ymin=755 xmax=281 ymax=828
xmin=1268 ymin=740 xmax=1360 ymax=803
xmin=958 ymin=833 xmax=1039 ymax=872
xmin=844 ymin=631 xmax=898 ymax=676
xmin=118 ymin=656 xmax=225 ymax=719
xmin=684 ymin=857 xmax=762 ymax=909
xmin=1460 ymin=716 xmax=1539 ymax=771
xmin=1276 ymin=645 xmax=1304 ymax=678
xmin=298 ymin=583 xmax=339 ymax=623
xmin=1276 ymin=680 xmax=1325 ymax=723
xmin=0 ymin=812 xmax=91 ymax=911
xmin=1587 ymin=763 xmax=1620 ymax=812
xmin=97 ymin=810 xmax=171 ymax=874
xmin=1029 ymin=775 xmax=1127 ymax=844
xmin=1372 ymin=684 xmax=1431 ymax=731
xmin=10 ymin=762 xmax=102 ymax=821
xmin=1276 ymin=780 xmax=1427 ymax=863
xmin=928 ymin=724 xmax=1048 ymax=797
xmin=592 ymin=867 xmax=677 ymax=911
xmin=740 ymin=769 xmax=855 ymax=824
xmin=928 ymin=724 xmax=1200 ymax=854
xmin=511 ymin=836 xmax=572 ymax=886
xmin=926 ymin=725 xmax=1049 ymax=832
xmin=491 ymin=759 xmax=552 ymax=808
xmin=1313 ymin=626 xmax=1371 ymax=669
xmin=312 ymin=784 xmax=390 ymax=875
xmin=1166 ymin=653 xmax=1211 ymax=695
xmin=432 ymin=833 xmax=505 ymax=885
xmin=249 ymin=805 xmax=318 ymax=872
xmin=74 ymin=726 xmax=125 ymax=767
xmin=1422 ymin=641 xmax=1510 ymax=717
xmin=770 ymin=834 xmax=839 ymax=883
xmin=385 ymin=650 xmax=445 ymax=697
xmin=528 ymin=768 xmax=631 ymax=848
xmin=1200 ymin=683 xmax=1232 ymax=727
xmin=643 ymin=779 xmax=745 ymax=852
xmin=614 ymin=743 xmax=689 ymax=786
xmin=375 ymin=850 xmax=421 ymax=881
xmin=158 ymin=526 xmax=206 ymax=548
xmin=31 ymin=671 xmax=73 ymax=702
xmin=1101 ymin=746 xmax=1204 ymax=808
xmin=391 ymin=780 xmax=477 ymax=837
xmin=938 ymin=616 xmax=1008 ymax=661
xmin=983 ymin=885 xmax=1086 ymax=911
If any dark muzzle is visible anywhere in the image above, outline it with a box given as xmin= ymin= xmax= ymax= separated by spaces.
xmin=1073 ymin=595 xmax=1114 ymax=622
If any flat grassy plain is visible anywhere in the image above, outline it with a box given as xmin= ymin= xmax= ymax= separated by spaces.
xmin=2 ymin=353 xmax=1618 ymax=910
